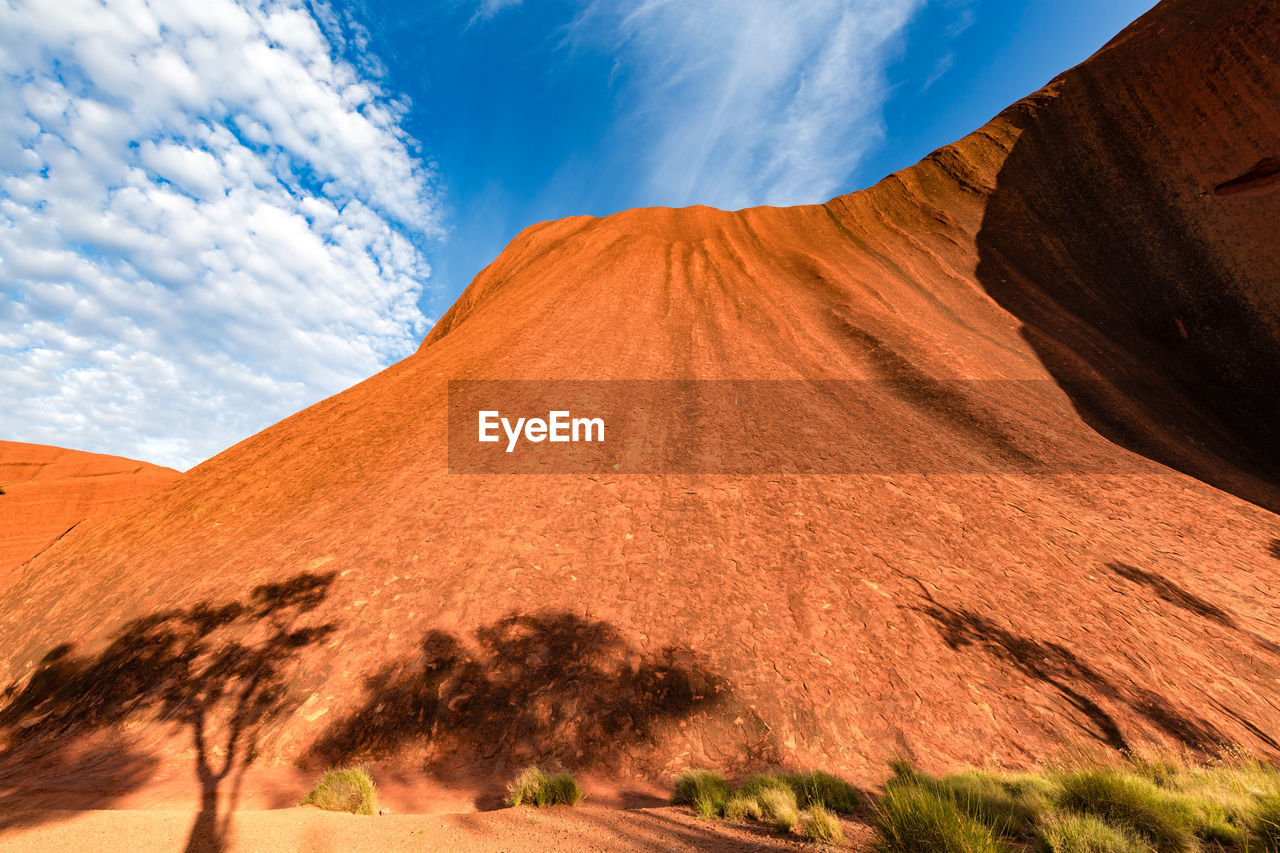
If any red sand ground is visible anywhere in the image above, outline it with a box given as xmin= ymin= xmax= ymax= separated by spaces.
xmin=0 ymin=803 xmax=869 ymax=853
xmin=0 ymin=442 xmax=178 ymax=590
xmin=1 ymin=0 xmax=1279 ymax=849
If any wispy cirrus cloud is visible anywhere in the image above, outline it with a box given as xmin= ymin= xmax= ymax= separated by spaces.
xmin=566 ymin=0 xmax=929 ymax=209
xmin=470 ymin=0 xmax=524 ymax=25
xmin=0 ymin=0 xmax=438 ymax=470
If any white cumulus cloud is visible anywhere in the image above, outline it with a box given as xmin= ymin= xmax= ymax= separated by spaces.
xmin=570 ymin=0 xmax=928 ymax=208
xmin=0 ymin=0 xmax=438 ymax=470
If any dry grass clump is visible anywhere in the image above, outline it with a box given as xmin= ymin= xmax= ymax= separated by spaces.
xmin=300 ymin=767 xmax=378 ymax=815
xmin=802 ymin=802 xmax=846 ymax=845
xmin=758 ymin=785 xmax=801 ymax=832
xmin=506 ymin=765 xmax=584 ymax=807
xmin=670 ymin=763 xmax=860 ymax=835
xmin=673 ymin=767 xmax=857 ymax=842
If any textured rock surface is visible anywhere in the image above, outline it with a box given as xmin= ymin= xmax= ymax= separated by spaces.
xmin=0 ymin=0 xmax=1278 ymax=809
xmin=0 ymin=442 xmax=178 ymax=588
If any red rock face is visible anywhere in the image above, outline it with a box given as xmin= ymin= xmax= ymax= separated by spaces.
xmin=0 ymin=442 xmax=178 ymax=588
xmin=0 ymin=0 xmax=1278 ymax=807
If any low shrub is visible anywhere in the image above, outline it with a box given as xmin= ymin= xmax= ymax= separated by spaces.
xmin=300 ymin=767 xmax=377 ymax=815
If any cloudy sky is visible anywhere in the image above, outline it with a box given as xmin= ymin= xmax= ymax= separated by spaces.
xmin=1 ymin=0 xmax=1156 ymax=470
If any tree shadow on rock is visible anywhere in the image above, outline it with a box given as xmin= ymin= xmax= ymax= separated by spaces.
xmin=1106 ymin=562 xmax=1235 ymax=626
xmin=0 ymin=571 xmax=337 ymax=852
xmin=1106 ymin=561 xmax=1280 ymax=655
xmin=914 ymin=590 xmax=1227 ymax=754
xmin=310 ymin=611 xmax=775 ymax=803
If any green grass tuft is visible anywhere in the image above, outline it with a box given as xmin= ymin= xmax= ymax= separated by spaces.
xmin=790 ymin=770 xmax=861 ymax=814
xmin=1252 ymin=795 xmax=1280 ymax=852
xmin=873 ymin=753 xmax=1280 ymax=853
xmin=738 ymin=773 xmax=792 ymax=796
xmin=1039 ymin=812 xmax=1156 ymax=853
xmin=872 ymin=780 xmax=1008 ymax=853
xmin=672 ymin=755 xmax=1280 ymax=850
xmin=541 ymin=771 xmax=585 ymax=806
xmin=802 ymin=802 xmax=846 ymax=846
xmin=693 ymin=789 xmax=722 ymax=820
xmin=672 ymin=769 xmax=730 ymax=815
xmin=507 ymin=765 xmax=544 ymax=807
xmin=737 ymin=770 xmax=860 ymax=815
xmin=1053 ymin=768 xmax=1196 ymax=853
xmin=300 ymin=767 xmax=377 ymax=815
xmin=506 ymin=765 xmax=584 ymax=807
xmin=925 ymin=768 xmax=1048 ymax=839
xmin=724 ymin=792 xmax=764 ymax=821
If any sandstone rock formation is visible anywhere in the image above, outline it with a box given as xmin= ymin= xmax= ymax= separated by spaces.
xmin=0 ymin=0 xmax=1276 ymax=810
xmin=0 ymin=441 xmax=178 ymax=589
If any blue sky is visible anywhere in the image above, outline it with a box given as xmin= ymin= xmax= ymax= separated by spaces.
xmin=347 ymin=0 xmax=1158 ymax=311
xmin=0 ymin=0 xmax=1156 ymax=469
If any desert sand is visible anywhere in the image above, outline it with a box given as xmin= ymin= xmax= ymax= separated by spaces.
xmin=0 ymin=802 xmax=870 ymax=852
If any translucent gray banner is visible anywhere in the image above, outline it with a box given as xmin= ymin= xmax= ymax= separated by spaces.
xmin=447 ymin=380 xmax=1183 ymax=474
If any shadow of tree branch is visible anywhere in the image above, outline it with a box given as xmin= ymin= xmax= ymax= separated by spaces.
xmin=309 ymin=610 xmax=777 ymax=803
xmin=1106 ymin=561 xmax=1280 ymax=654
xmin=912 ymin=588 xmax=1229 ymax=754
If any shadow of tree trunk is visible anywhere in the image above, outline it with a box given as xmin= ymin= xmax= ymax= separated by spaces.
xmin=0 ymin=571 xmax=337 ymax=849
